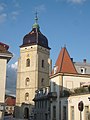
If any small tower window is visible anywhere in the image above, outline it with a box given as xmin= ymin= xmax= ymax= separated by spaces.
xmin=42 ymin=60 xmax=44 ymax=68
xmin=25 ymin=78 xmax=30 ymax=86
xmin=26 ymin=58 xmax=30 ymax=67
xmin=25 ymin=93 xmax=29 ymax=101
xmin=41 ymin=78 xmax=44 ymax=86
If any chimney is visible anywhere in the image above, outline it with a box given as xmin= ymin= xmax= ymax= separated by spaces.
xmin=83 ymin=59 xmax=86 ymax=63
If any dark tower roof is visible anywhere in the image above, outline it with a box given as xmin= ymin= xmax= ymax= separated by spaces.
xmin=20 ymin=14 xmax=50 ymax=49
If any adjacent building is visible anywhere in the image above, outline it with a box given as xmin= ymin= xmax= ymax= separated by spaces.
xmin=0 ymin=42 xmax=12 ymax=119
xmin=74 ymin=59 xmax=90 ymax=74
xmin=15 ymin=15 xmax=51 ymax=119
xmin=5 ymin=95 xmax=16 ymax=116
xmin=50 ymin=47 xmax=90 ymax=120
xmin=33 ymin=87 xmax=51 ymax=120
xmin=60 ymin=93 xmax=90 ymax=120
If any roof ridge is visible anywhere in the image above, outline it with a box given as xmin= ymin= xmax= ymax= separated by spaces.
xmin=59 ymin=47 xmax=66 ymax=72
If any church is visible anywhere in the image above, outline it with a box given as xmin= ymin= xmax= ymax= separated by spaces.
xmin=15 ymin=14 xmax=52 ymax=119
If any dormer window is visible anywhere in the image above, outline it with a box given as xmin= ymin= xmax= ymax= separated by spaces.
xmin=54 ymin=66 xmax=58 ymax=74
xmin=26 ymin=58 xmax=30 ymax=67
xmin=81 ymin=68 xmax=86 ymax=74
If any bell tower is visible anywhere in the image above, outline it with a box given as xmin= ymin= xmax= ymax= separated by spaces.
xmin=15 ymin=14 xmax=51 ymax=119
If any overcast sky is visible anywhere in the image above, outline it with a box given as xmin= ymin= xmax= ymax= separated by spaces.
xmin=0 ymin=0 xmax=90 ymax=95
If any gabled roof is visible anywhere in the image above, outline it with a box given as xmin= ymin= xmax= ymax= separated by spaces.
xmin=52 ymin=47 xmax=77 ymax=75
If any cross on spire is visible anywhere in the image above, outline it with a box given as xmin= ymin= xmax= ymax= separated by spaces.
xmin=35 ymin=11 xmax=38 ymax=23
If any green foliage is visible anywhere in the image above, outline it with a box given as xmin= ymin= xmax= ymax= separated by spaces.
xmin=88 ymin=85 xmax=90 ymax=92
xmin=74 ymin=87 xmax=87 ymax=94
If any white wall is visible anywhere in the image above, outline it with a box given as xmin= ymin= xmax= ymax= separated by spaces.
xmin=63 ymin=74 xmax=90 ymax=90
xmin=61 ymin=94 xmax=90 ymax=120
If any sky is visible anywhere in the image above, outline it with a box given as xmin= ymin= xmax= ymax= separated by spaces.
xmin=0 ymin=0 xmax=90 ymax=95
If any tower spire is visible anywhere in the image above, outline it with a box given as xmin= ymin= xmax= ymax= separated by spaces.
xmin=35 ymin=11 xmax=38 ymax=24
xmin=32 ymin=11 xmax=40 ymax=29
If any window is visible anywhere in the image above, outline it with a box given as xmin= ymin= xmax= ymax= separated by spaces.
xmin=53 ymin=82 xmax=56 ymax=92
xmin=53 ymin=106 xmax=56 ymax=119
xmin=26 ymin=58 xmax=30 ymax=67
xmin=42 ymin=60 xmax=44 ymax=68
xmin=80 ymin=67 xmax=86 ymax=74
xmin=25 ymin=78 xmax=30 ymax=86
xmin=34 ymin=114 xmax=37 ymax=120
xmin=45 ymin=113 xmax=48 ymax=120
xmin=25 ymin=93 xmax=29 ymax=101
xmin=63 ymin=106 xmax=66 ymax=120
xmin=84 ymin=106 xmax=89 ymax=120
xmin=41 ymin=78 xmax=44 ymax=86
xmin=71 ymin=106 xmax=74 ymax=120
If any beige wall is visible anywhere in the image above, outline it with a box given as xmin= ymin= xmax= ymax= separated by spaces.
xmin=63 ymin=74 xmax=90 ymax=90
xmin=61 ymin=94 xmax=90 ymax=120
xmin=50 ymin=73 xmax=90 ymax=120
xmin=0 ymin=59 xmax=7 ymax=102
xmin=16 ymin=45 xmax=50 ymax=107
xmin=0 ymin=58 xmax=8 ymax=119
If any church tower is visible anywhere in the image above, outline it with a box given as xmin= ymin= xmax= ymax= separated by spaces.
xmin=15 ymin=14 xmax=51 ymax=119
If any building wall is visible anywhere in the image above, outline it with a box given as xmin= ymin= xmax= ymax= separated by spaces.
xmin=16 ymin=45 xmax=50 ymax=118
xmin=63 ymin=74 xmax=90 ymax=90
xmin=50 ymin=73 xmax=90 ymax=120
xmin=0 ymin=59 xmax=7 ymax=102
xmin=60 ymin=94 xmax=90 ymax=120
xmin=33 ymin=87 xmax=50 ymax=120
xmin=50 ymin=75 xmax=63 ymax=120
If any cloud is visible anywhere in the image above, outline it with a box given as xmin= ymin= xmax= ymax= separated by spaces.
xmin=6 ymin=62 xmax=18 ymax=95
xmin=10 ymin=61 xmax=18 ymax=70
xmin=67 ymin=0 xmax=86 ymax=4
xmin=13 ymin=0 xmax=20 ymax=8
xmin=0 ymin=13 xmax=7 ymax=23
xmin=0 ymin=3 xmax=7 ymax=23
xmin=0 ymin=1 xmax=20 ymax=23
xmin=56 ymin=0 xmax=87 ymax=4
xmin=11 ymin=11 xmax=19 ymax=20
xmin=34 ymin=4 xmax=46 ymax=13
xmin=0 ymin=3 xmax=6 ymax=12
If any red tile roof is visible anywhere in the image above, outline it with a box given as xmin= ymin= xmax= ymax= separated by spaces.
xmin=5 ymin=97 xmax=16 ymax=106
xmin=52 ymin=47 xmax=77 ymax=75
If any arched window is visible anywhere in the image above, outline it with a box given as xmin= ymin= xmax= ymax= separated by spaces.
xmin=25 ymin=93 xmax=29 ymax=101
xmin=26 ymin=58 xmax=30 ymax=67
xmin=42 ymin=60 xmax=44 ymax=68
xmin=25 ymin=78 xmax=30 ymax=86
xmin=41 ymin=78 xmax=44 ymax=86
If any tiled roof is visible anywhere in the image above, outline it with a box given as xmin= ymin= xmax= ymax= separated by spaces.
xmin=0 ymin=42 xmax=9 ymax=52
xmin=5 ymin=97 xmax=16 ymax=106
xmin=52 ymin=47 xmax=77 ymax=75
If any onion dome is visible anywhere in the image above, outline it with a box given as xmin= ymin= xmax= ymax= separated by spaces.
xmin=20 ymin=13 xmax=50 ymax=49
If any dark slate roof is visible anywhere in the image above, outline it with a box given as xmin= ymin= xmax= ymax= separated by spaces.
xmin=0 ymin=42 xmax=13 ymax=62
xmin=0 ymin=42 xmax=9 ymax=52
xmin=20 ymin=28 xmax=50 ymax=49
